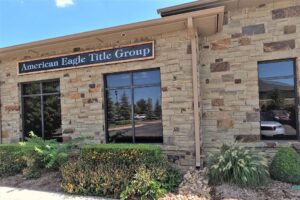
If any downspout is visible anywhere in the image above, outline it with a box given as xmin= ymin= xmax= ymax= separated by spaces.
xmin=0 ymin=81 xmax=2 ymax=144
xmin=187 ymin=17 xmax=201 ymax=168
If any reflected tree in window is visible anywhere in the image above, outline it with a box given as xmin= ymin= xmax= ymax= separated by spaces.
xmin=22 ymin=80 xmax=62 ymax=142
xmin=145 ymin=98 xmax=154 ymax=120
xmin=105 ymin=69 xmax=162 ymax=143
xmin=154 ymin=99 xmax=162 ymax=119
xmin=135 ymin=99 xmax=147 ymax=114
xmin=119 ymin=92 xmax=131 ymax=121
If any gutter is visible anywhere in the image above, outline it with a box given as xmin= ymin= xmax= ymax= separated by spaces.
xmin=188 ymin=17 xmax=201 ymax=168
xmin=158 ymin=0 xmax=229 ymax=17
xmin=0 ymin=82 xmax=2 ymax=144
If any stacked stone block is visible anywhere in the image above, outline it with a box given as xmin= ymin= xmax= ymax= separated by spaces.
xmin=0 ymin=30 xmax=196 ymax=170
xmin=199 ymin=0 xmax=300 ymax=158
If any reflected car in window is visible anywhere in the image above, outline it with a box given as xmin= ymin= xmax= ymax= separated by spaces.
xmin=134 ymin=114 xmax=146 ymax=120
xmin=271 ymin=110 xmax=290 ymax=121
xmin=260 ymin=112 xmax=285 ymax=137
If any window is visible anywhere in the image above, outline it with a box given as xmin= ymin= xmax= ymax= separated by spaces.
xmin=258 ymin=59 xmax=298 ymax=140
xmin=105 ymin=69 xmax=162 ymax=143
xmin=21 ymin=80 xmax=62 ymax=141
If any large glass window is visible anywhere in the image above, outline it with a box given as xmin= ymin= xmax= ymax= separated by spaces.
xmin=105 ymin=69 xmax=162 ymax=143
xmin=258 ymin=59 xmax=298 ymax=140
xmin=22 ymin=80 xmax=62 ymax=141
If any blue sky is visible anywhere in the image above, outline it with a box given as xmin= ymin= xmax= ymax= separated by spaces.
xmin=0 ymin=0 xmax=193 ymax=48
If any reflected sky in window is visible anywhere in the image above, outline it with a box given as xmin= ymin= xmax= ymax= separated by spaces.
xmin=133 ymin=70 xmax=160 ymax=85
xmin=258 ymin=60 xmax=294 ymax=86
xmin=106 ymin=73 xmax=131 ymax=88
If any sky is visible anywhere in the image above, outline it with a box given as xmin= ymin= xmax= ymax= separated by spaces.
xmin=0 ymin=0 xmax=193 ymax=48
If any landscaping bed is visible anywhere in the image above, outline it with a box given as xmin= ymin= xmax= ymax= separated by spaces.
xmin=1 ymin=135 xmax=300 ymax=200
xmin=1 ymin=168 xmax=300 ymax=200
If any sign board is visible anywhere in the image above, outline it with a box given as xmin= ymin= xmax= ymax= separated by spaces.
xmin=18 ymin=41 xmax=154 ymax=75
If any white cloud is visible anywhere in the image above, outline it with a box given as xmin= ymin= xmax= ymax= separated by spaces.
xmin=55 ymin=0 xmax=74 ymax=8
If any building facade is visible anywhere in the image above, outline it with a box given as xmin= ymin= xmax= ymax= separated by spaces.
xmin=1 ymin=0 xmax=300 ymax=170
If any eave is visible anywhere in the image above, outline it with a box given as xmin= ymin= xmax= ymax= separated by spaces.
xmin=0 ymin=6 xmax=224 ymax=57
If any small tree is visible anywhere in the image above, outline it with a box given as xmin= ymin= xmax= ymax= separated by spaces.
xmin=145 ymin=98 xmax=154 ymax=120
xmin=154 ymin=99 xmax=161 ymax=119
xmin=119 ymin=92 xmax=131 ymax=120
xmin=135 ymin=98 xmax=147 ymax=114
xmin=269 ymin=89 xmax=284 ymax=109
xmin=107 ymin=95 xmax=116 ymax=123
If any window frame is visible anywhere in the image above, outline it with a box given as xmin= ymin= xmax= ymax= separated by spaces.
xmin=257 ymin=58 xmax=299 ymax=140
xmin=21 ymin=79 xmax=61 ymax=140
xmin=103 ymin=68 xmax=162 ymax=143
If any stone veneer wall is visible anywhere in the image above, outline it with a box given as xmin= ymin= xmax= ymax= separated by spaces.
xmin=199 ymin=0 xmax=300 ymax=160
xmin=0 ymin=30 xmax=196 ymax=170
xmin=4 ymin=0 xmax=300 ymax=169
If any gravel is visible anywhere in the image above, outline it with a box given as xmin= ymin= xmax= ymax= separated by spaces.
xmin=160 ymin=168 xmax=300 ymax=200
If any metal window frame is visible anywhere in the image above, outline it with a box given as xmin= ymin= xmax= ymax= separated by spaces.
xmin=103 ymin=68 xmax=162 ymax=144
xmin=21 ymin=79 xmax=61 ymax=140
xmin=258 ymin=58 xmax=299 ymax=141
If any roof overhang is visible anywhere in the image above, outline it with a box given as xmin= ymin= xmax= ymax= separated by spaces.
xmin=158 ymin=0 xmax=283 ymax=17
xmin=0 ymin=6 xmax=224 ymax=57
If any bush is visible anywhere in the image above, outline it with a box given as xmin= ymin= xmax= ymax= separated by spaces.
xmin=120 ymin=163 xmax=181 ymax=200
xmin=20 ymin=132 xmax=73 ymax=178
xmin=61 ymin=144 xmax=181 ymax=199
xmin=80 ymin=143 xmax=162 ymax=165
xmin=270 ymin=147 xmax=300 ymax=184
xmin=0 ymin=144 xmax=28 ymax=177
xmin=207 ymin=144 xmax=269 ymax=188
xmin=61 ymin=159 xmax=131 ymax=198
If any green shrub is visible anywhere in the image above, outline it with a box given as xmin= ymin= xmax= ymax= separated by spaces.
xmin=81 ymin=143 xmax=162 ymax=165
xmin=120 ymin=163 xmax=181 ymax=200
xmin=0 ymin=144 xmax=28 ymax=177
xmin=61 ymin=144 xmax=181 ymax=199
xmin=61 ymin=159 xmax=133 ymax=198
xmin=20 ymin=132 xmax=73 ymax=178
xmin=270 ymin=147 xmax=300 ymax=184
xmin=120 ymin=165 xmax=166 ymax=200
xmin=207 ymin=144 xmax=269 ymax=188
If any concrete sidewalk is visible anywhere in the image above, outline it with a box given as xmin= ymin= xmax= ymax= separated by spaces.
xmin=0 ymin=186 xmax=113 ymax=200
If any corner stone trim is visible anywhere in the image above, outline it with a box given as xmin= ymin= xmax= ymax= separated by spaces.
xmin=246 ymin=112 xmax=260 ymax=122
xmin=263 ymin=40 xmax=295 ymax=52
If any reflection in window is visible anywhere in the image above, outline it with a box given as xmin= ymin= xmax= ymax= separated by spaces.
xmin=23 ymin=96 xmax=42 ymax=138
xmin=106 ymin=89 xmax=133 ymax=143
xmin=105 ymin=69 xmax=162 ymax=143
xmin=106 ymin=73 xmax=131 ymax=88
xmin=258 ymin=59 xmax=297 ymax=140
xmin=134 ymin=87 xmax=162 ymax=143
xmin=22 ymin=80 xmax=62 ymax=142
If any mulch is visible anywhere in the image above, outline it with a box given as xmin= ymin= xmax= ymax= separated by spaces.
xmin=0 ymin=171 xmax=63 ymax=193
xmin=1 ymin=170 xmax=300 ymax=200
